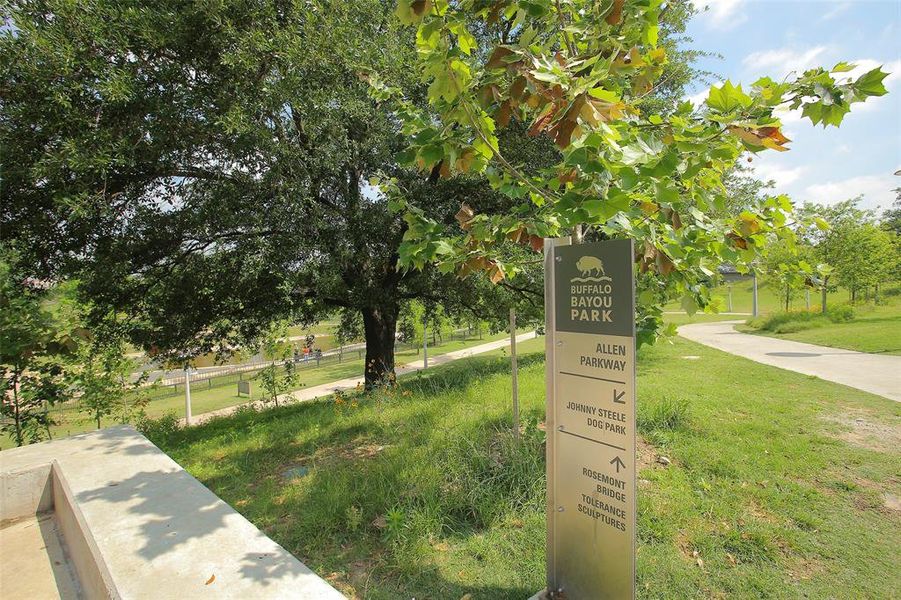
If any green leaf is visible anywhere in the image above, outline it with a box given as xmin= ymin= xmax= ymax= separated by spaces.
xmin=706 ymin=81 xmax=753 ymax=113
xmin=680 ymin=294 xmax=698 ymax=316
xmin=396 ymin=0 xmax=414 ymax=25
xmin=853 ymin=67 xmax=889 ymax=97
xmin=588 ymin=88 xmax=619 ymax=102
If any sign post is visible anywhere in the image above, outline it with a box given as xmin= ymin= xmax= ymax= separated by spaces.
xmin=543 ymin=238 xmax=636 ymax=599
xmin=510 ymin=308 xmax=520 ymax=440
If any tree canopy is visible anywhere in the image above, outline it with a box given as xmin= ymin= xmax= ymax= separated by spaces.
xmin=372 ymin=0 xmax=889 ymax=341
xmin=1 ymin=0 xmax=539 ymax=386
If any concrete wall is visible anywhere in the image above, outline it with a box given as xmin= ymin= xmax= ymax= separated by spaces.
xmin=0 ymin=426 xmax=345 ymax=599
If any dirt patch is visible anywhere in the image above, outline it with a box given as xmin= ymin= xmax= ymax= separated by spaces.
xmin=280 ymin=440 xmax=390 ymax=482
xmin=635 ymin=436 xmax=672 ymax=473
xmin=746 ymin=499 xmax=780 ymax=525
xmin=883 ymin=493 xmax=901 ymax=512
xmin=785 ymin=557 xmax=826 ymax=582
xmin=821 ymin=413 xmax=901 ymax=453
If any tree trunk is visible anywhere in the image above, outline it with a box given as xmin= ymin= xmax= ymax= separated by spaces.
xmin=362 ymin=303 xmax=399 ymax=389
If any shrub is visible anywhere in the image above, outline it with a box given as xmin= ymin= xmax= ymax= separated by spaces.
xmin=772 ymin=319 xmax=825 ymax=334
xmin=136 ymin=411 xmax=181 ymax=445
xmin=748 ymin=310 xmax=829 ymax=334
xmin=827 ymin=304 xmax=855 ymax=323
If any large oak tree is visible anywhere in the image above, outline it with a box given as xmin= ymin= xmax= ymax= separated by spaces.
xmin=1 ymin=0 xmax=535 ymax=386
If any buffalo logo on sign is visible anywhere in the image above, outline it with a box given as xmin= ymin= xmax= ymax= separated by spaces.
xmin=555 ymin=240 xmax=633 ymax=337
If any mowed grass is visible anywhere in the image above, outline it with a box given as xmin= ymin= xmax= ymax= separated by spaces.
xmin=739 ymin=298 xmax=901 ymax=355
xmin=0 ymin=330 xmax=520 ymax=450
xmin=150 ymin=336 xmax=901 ymax=599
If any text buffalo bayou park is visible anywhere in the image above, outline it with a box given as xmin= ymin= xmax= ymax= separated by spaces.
xmin=570 ymin=282 xmax=614 ymax=323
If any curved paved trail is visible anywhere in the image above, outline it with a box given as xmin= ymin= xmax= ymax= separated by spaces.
xmin=679 ymin=320 xmax=900 ymax=402
xmin=188 ymin=331 xmax=538 ymax=425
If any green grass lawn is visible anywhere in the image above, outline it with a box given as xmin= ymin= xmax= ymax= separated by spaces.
xmin=738 ymin=294 xmax=901 ymax=355
xmin=146 ymin=336 xmax=900 ymax=599
xmin=0 ymin=330 xmax=523 ymax=450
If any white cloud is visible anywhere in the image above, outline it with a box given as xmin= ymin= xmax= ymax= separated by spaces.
xmin=699 ymin=0 xmax=747 ymax=30
xmin=743 ymin=46 xmax=829 ymax=77
xmin=752 ymin=162 xmax=806 ymax=187
xmin=836 ymin=58 xmax=901 ymax=114
xmin=820 ymin=2 xmax=851 ymax=21
xmin=774 ymin=106 xmax=804 ymax=125
xmin=685 ymin=88 xmax=712 ymax=107
xmin=805 ymin=172 xmax=900 ymax=211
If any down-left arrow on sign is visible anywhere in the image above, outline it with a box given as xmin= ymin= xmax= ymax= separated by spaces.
xmin=613 ymin=389 xmax=626 ymax=404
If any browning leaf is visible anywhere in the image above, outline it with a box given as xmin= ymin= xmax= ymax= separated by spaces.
xmin=528 ymin=104 xmax=558 ymax=137
xmin=656 ymin=251 xmax=675 ymax=276
xmin=455 ymin=203 xmax=475 ymax=229
xmin=496 ymin=100 xmax=512 ymax=127
xmin=605 ymin=0 xmax=624 ymax=24
xmin=488 ymin=262 xmax=505 ymax=284
xmin=455 ymin=148 xmax=475 ymax=173
xmin=487 ymin=47 xmax=514 ymax=69
xmin=410 ymin=0 xmax=431 ymax=16
xmin=726 ymin=232 xmax=749 ymax=249
xmin=510 ymin=77 xmax=527 ymax=100
xmin=558 ymin=168 xmax=578 ymax=184
xmin=550 ymin=119 xmax=577 ymax=149
xmin=506 ymin=227 xmax=526 ymax=243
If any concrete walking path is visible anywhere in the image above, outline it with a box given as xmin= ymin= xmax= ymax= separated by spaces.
xmin=679 ymin=320 xmax=900 ymax=402
xmin=187 ymin=331 xmax=538 ymax=425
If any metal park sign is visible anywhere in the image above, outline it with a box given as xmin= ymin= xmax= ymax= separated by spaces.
xmin=543 ymin=238 xmax=636 ymax=599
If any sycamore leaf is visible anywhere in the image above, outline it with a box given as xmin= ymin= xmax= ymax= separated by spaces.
xmin=853 ymin=67 xmax=889 ymax=97
xmin=706 ymin=81 xmax=753 ymax=113
xmin=488 ymin=262 xmax=505 ymax=283
xmin=605 ymin=0 xmax=624 ymax=24
xmin=455 ymin=203 xmax=475 ymax=229
xmin=487 ymin=46 xmax=515 ymax=69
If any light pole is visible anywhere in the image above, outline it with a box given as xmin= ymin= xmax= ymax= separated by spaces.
xmin=752 ymin=273 xmax=759 ymax=317
xmin=184 ymin=366 xmax=193 ymax=425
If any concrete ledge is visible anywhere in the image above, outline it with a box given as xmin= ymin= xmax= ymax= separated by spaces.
xmin=1 ymin=426 xmax=344 ymax=599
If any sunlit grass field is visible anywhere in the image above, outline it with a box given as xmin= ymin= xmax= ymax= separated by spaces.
xmin=148 ymin=336 xmax=900 ymax=599
xmin=0 ymin=329 xmax=517 ymax=449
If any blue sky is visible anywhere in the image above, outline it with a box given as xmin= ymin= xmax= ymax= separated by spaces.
xmin=685 ymin=0 xmax=900 ymax=212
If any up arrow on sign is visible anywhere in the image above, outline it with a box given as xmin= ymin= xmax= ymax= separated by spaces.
xmin=610 ymin=455 xmax=626 ymax=473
